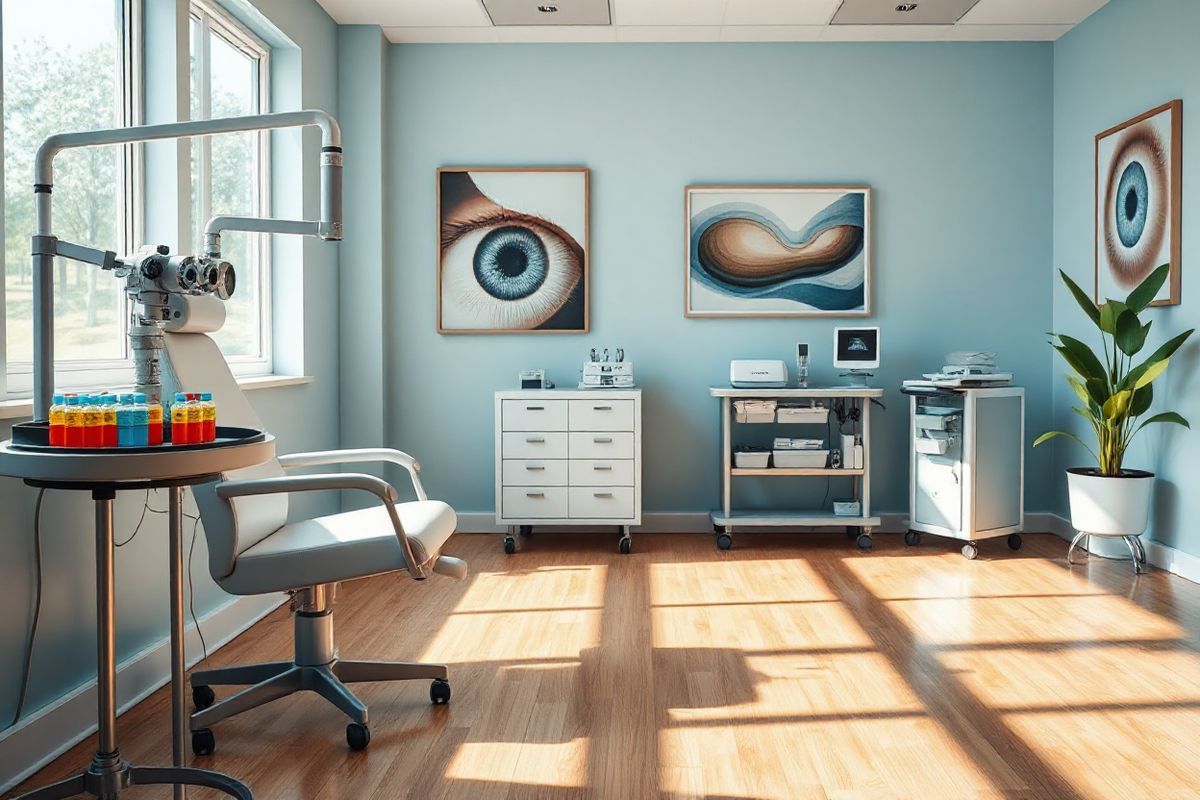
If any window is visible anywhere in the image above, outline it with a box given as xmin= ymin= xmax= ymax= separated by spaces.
xmin=190 ymin=1 xmax=271 ymax=373
xmin=1 ymin=0 xmax=139 ymax=395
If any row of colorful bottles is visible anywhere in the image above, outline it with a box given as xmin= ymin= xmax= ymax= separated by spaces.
xmin=47 ymin=391 xmax=216 ymax=448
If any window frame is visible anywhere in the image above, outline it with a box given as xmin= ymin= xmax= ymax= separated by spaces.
xmin=1 ymin=0 xmax=143 ymax=398
xmin=190 ymin=0 xmax=273 ymax=377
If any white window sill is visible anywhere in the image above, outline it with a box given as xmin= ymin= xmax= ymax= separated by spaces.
xmin=0 ymin=375 xmax=313 ymax=420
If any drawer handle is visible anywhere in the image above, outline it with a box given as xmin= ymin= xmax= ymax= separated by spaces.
xmin=525 ymin=437 xmax=545 ymax=443
xmin=526 ymin=406 xmax=545 ymax=411
xmin=593 ymin=464 xmax=613 ymax=471
xmin=593 ymin=437 xmax=613 ymax=444
xmin=526 ymin=492 xmax=545 ymax=498
xmin=526 ymin=464 xmax=545 ymax=471
xmin=593 ymin=492 xmax=613 ymax=498
xmin=593 ymin=405 xmax=613 ymax=411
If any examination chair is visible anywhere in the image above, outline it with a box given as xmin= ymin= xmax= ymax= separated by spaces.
xmin=162 ymin=329 xmax=466 ymax=754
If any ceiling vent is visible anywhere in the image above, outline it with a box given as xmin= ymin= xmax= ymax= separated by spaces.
xmin=482 ymin=0 xmax=612 ymax=26
xmin=830 ymin=0 xmax=981 ymax=25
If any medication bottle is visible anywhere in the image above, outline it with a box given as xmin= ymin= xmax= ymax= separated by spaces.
xmin=132 ymin=393 xmax=150 ymax=447
xmin=147 ymin=395 xmax=164 ymax=446
xmin=200 ymin=392 xmax=216 ymax=442
xmin=185 ymin=392 xmax=202 ymax=444
xmin=64 ymin=395 xmax=84 ymax=447
xmin=49 ymin=394 xmax=66 ymax=446
xmin=116 ymin=395 xmax=134 ymax=447
xmin=100 ymin=394 xmax=118 ymax=448
xmin=171 ymin=392 xmax=191 ymax=445
xmin=82 ymin=395 xmax=103 ymax=448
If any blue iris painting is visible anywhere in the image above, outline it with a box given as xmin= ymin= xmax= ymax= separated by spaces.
xmin=687 ymin=187 xmax=870 ymax=316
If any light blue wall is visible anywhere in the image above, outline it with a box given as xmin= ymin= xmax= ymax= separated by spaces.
xmin=385 ymin=42 xmax=1057 ymax=515
xmin=1052 ymin=0 xmax=1200 ymax=555
xmin=0 ymin=0 xmax=340 ymax=731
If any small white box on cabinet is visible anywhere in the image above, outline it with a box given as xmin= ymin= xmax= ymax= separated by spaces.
xmin=496 ymin=389 xmax=642 ymax=554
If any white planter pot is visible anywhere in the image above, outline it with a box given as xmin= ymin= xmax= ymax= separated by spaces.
xmin=1066 ymin=468 xmax=1154 ymax=537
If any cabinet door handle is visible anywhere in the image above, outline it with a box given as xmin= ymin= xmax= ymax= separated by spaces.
xmin=525 ymin=437 xmax=545 ymax=443
xmin=593 ymin=492 xmax=613 ymax=498
xmin=593 ymin=405 xmax=612 ymax=411
xmin=526 ymin=491 xmax=545 ymax=498
xmin=593 ymin=464 xmax=612 ymax=471
xmin=526 ymin=464 xmax=545 ymax=471
xmin=526 ymin=405 xmax=545 ymax=411
xmin=593 ymin=437 xmax=613 ymax=444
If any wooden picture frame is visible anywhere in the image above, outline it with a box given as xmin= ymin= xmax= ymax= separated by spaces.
xmin=1094 ymin=100 xmax=1183 ymax=306
xmin=437 ymin=166 xmax=589 ymax=334
xmin=685 ymin=184 xmax=872 ymax=318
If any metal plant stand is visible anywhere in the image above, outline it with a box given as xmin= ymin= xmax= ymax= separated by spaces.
xmin=1066 ymin=531 xmax=1147 ymax=575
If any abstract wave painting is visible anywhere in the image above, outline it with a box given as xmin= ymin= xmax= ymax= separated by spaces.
xmin=1095 ymin=100 xmax=1181 ymax=306
xmin=686 ymin=186 xmax=871 ymax=317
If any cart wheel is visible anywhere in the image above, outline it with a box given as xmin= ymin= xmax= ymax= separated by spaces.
xmin=1007 ymin=533 xmax=1023 ymax=550
xmin=430 ymin=679 xmax=452 ymax=705
xmin=619 ymin=537 xmax=632 ymax=555
xmin=846 ymin=525 xmax=862 ymax=540
xmin=962 ymin=543 xmax=979 ymax=560
xmin=713 ymin=524 xmax=725 ymax=533
xmin=346 ymin=722 xmax=371 ymax=751
xmin=503 ymin=536 xmax=516 ymax=555
xmin=519 ymin=525 xmax=534 ymax=537
xmin=904 ymin=530 xmax=921 ymax=547
xmin=716 ymin=533 xmax=733 ymax=551
xmin=856 ymin=533 xmax=872 ymax=550
xmin=192 ymin=685 xmax=216 ymax=710
xmin=191 ymin=728 xmax=215 ymax=757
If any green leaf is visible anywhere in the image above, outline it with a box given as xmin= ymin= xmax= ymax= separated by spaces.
xmin=1059 ymin=269 xmax=1101 ymax=327
xmin=1136 ymin=411 xmax=1190 ymax=432
xmin=1055 ymin=335 xmax=1109 ymax=384
xmin=1130 ymin=383 xmax=1153 ymax=417
xmin=1102 ymin=390 xmax=1132 ymax=421
xmin=1033 ymin=430 xmax=1098 ymax=460
xmin=1067 ymin=376 xmax=1091 ymax=406
xmin=1121 ymin=329 xmax=1195 ymax=390
xmin=1134 ymin=359 xmax=1169 ymax=390
xmin=1085 ymin=377 xmax=1109 ymax=408
xmin=1115 ymin=309 xmax=1149 ymax=355
xmin=1126 ymin=263 xmax=1171 ymax=312
xmin=1099 ymin=300 xmax=1128 ymax=334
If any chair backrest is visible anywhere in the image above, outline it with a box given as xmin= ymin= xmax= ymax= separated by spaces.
xmin=162 ymin=332 xmax=289 ymax=580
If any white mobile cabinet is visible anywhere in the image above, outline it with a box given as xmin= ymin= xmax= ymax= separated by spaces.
xmin=903 ymin=386 xmax=1024 ymax=559
xmin=495 ymin=389 xmax=642 ymax=554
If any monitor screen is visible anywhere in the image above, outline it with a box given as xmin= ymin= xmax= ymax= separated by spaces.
xmin=834 ymin=327 xmax=880 ymax=368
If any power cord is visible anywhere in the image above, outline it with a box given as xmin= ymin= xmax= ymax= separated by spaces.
xmin=10 ymin=488 xmax=46 ymax=728
xmin=188 ymin=511 xmax=210 ymax=664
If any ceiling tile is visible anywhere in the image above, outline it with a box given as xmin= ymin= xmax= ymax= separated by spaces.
xmin=722 ymin=0 xmax=839 ymax=26
xmin=322 ymin=0 xmax=492 ymax=27
xmin=946 ymin=23 xmax=1071 ymax=40
xmin=384 ymin=26 xmax=501 ymax=43
xmin=616 ymin=26 xmax=722 ymax=42
xmin=821 ymin=24 xmax=949 ymax=41
xmin=494 ymin=25 xmax=618 ymax=41
xmin=720 ymin=25 xmax=825 ymax=41
xmin=831 ymin=0 xmax=981 ymax=25
xmin=612 ymin=0 xmax=728 ymax=27
xmin=959 ymin=0 xmax=1109 ymax=26
xmin=484 ymin=0 xmax=612 ymax=26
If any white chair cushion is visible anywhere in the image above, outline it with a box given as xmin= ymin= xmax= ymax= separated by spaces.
xmin=216 ymin=501 xmax=457 ymax=595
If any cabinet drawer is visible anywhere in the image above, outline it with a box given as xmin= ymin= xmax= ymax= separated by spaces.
xmin=568 ymin=459 xmax=636 ymax=487
xmin=503 ymin=486 xmax=568 ymax=519
xmin=568 ymin=432 xmax=634 ymax=459
xmin=568 ymin=486 xmax=635 ymax=520
xmin=502 ymin=459 xmax=568 ymax=486
xmin=503 ymin=400 xmax=568 ymax=431
xmin=503 ymin=432 xmax=568 ymax=459
xmin=568 ymin=399 xmax=635 ymax=432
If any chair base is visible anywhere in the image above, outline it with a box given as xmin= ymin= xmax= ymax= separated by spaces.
xmin=14 ymin=759 xmax=253 ymax=799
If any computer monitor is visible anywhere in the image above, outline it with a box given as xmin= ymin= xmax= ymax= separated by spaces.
xmin=833 ymin=327 xmax=881 ymax=370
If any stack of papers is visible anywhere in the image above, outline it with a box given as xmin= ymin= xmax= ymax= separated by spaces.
xmin=773 ymin=437 xmax=825 ymax=450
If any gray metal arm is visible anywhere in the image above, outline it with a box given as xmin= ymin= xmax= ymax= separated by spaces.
xmin=277 ymin=448 xmax=428 ymax=501
xmin=214 ymin=472 xmax=428 ymax=578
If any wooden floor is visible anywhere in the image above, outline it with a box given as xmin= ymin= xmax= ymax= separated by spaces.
xmin=10 ymin=531 xmax=1200 ymax=799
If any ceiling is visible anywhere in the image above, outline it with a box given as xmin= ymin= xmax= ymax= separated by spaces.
xmin=315 ymin=0 xmax=1110 ymax=43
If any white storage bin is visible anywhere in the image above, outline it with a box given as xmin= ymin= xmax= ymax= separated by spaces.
xmin=833 ymin=499 xmax=862 ymax=517
xmin=734 ymin=450 xmax=770 ymax=468
xmin=914 ymin=413 xmax=959 ymax=432
xmin=734 ymin=400 xmax=777 ymax=424
xmin=776 ymin=406 xmax=829 ymax=424
xmin=772 ymin=449 xmax=829 ymax=469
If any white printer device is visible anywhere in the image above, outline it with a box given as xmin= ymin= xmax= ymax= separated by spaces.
xmin=730 ymin=359 xmax=789 ymax=389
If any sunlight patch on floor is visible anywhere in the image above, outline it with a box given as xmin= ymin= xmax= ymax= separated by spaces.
xmin=649 ymin=557 xmax=839 ymax=605
xmin=445 ymin=737 xmax=589 ymax=789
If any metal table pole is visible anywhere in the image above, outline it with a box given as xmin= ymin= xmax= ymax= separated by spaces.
xmin=168 ymin=487 xmax=188 ymax=800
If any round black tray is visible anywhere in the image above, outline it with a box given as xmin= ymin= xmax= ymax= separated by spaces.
xmin=10 ymin=421 xmax=267 ymax=454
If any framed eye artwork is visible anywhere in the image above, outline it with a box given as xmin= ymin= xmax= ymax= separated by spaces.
xmin=437 ymin=167 xmax=590 ymax=333
xmin=1095 ymin=100 xmax=1183 ymax=306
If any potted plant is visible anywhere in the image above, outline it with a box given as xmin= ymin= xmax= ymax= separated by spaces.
xmin=1036 ymin=264 xmax=1193 ymax=556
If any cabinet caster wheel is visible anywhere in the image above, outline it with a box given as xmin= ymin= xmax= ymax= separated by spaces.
xmin=714 ymin=524 xmax=725 ymax=534
xmin=192 ymin=685 xmax=215 ymax=710
xmin=904 ymin=531 xmax=921 ymax=547
xmin=503 ymin=536 xmax=516 ymax=555
xmin=619 ymin=537 xmax=631 ymax=554
xmin=519 ymin=525 xmax=533 ymax=537
xmin=430 ymin=678 xmax=451 ymax=705
xmin=346 ymin=722 xmax=371 ymax=751
xmin=191 ymin=728 xmax=215 ymax=757
xmin=716 ymin=533 xmax=733 ymax=551
xmin=856 ymin=533 xmax=872 ymax=550
xmin=1007 ymin=533 xmax=1023 ymax=550
xmin=962 ymin=543 xmax=979 ymax=560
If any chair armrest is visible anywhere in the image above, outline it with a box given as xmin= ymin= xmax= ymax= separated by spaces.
xmin=277 ymin=448 xmax=427 ymax=500
xmin=214 ymin=472 xmax=426 ymax=577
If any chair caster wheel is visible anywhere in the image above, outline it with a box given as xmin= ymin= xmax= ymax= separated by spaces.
xmin=716 ymin=533 xmax=732 ymax=551
xmin=192 ymin=685 xmax=215 ymax=710
xmin=503 ymin=536 xmax=516 ymax=555
xmin=619 ymin=537 xmax=631 ymax=555
xmin=962 ymin=543 xmax=979 ymax=560
xmin=431 ymin=678 xmax=451 ymax=705
xmin=519 ymin=525 xmax=533 ymax=537
xmin=856 ymin=533 xmax=873 ymax=550
xmin=346 ymin=722 xmax=371 ymax=751
xmin=191 ymin=728 xmax=215 ymax=757
xmin=1007 ymin=533 xmax=1023 ymax=550
xmin=904 ymin=531 xmax=921 ymax=546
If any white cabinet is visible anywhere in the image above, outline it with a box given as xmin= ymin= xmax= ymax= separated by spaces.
xmin=496 ymin=389 xmax=642 ymax=554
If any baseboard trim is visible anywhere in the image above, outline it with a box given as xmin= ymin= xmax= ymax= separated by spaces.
xmin=457 ymin=511 xmax=913 ymax=535
xmin=1038 ymin=512 xmax=1200 ymax=585
xmin=0 ymin=592 xmax=287 ymax=793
